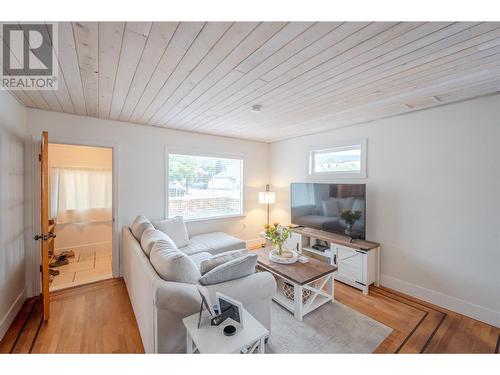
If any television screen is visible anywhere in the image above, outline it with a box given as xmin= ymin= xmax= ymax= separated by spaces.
xmin=291 ymin=183 xmax=366 ymax=239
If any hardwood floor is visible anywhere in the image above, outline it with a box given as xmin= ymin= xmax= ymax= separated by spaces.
xmin=1 ymin=277 xmax=498 ymax=354
xmin=0 ymin=278 xmax=143 ymax=354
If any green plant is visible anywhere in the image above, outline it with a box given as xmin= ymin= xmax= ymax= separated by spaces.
xmin=340 ymin=209 xmax=362 ymax=230
xmin=264 ymin=222 xmax=292 ymax=255
xmin=169 ymin=155 xmax=197 ymax=194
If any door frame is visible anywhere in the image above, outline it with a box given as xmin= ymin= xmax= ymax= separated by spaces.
xmin=28 ymin=136 xmax=120 ymax=296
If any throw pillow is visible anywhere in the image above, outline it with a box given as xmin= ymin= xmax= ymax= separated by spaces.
xmin=199 ymin=253 xmax=257 ymax=285
xmin=131 ymin=215 xmax=154 ymax=241
xmin=140 ymin=228 xmax=168 ymax=257
xmin=322 ymin=198 xmax=340 ymax=217
xmin=149 ymin=238 xmax=201 ymax=284
xmin=153 ymin=216 xmax=190 ymax=248
xmin=199 ymin=249 xmax=249 ymax=275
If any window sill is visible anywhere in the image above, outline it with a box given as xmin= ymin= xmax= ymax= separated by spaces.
xmin=172 ymin=214 xmax=246 ymax=224
xmin=309 ymin=171 xmax=367 ymax=179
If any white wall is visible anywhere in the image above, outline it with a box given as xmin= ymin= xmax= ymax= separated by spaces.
xmin=25 ymin=109 xmax=270 ymax=263
xmin=270 ymin=94 xmax=500 ymax=327
xmin=0 ymin=91 xmax=27 ymax=339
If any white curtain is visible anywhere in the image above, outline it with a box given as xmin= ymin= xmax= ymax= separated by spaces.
xmin=50 ymin=167 xmax=112 ymax=224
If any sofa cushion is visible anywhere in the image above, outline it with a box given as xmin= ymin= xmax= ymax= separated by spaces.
xmin=149 ymin=238 xmax=201 ymax=284
xmin=131 ymin=215 xmax=154 ymax=241
xmin=179 ymin=232 xmax=247 ymax=256
xmin=153 ymin=216 xmax=190 ymax=248
xmin=140 ymin=228 xmax=168 ymax=257
xmin=189 ymin=252 xmax=213 ymax=269
xmin=199 ymin=249 xmax=249 ymax=275
xmin=199 ymin=253 xmax=257 ymax=285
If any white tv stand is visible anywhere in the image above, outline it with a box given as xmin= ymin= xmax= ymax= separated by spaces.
xmin=287 ymin=227 xmax=381 ymax=295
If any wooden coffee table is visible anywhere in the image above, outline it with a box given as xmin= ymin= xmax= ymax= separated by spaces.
xmin=253 ymin=247 xmax=337 ymax=321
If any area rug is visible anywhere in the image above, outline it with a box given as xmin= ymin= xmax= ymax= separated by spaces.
xmin=266 ymin=301 xmax=392 ymax=353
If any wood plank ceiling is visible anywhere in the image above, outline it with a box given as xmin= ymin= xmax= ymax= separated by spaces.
xmin=5 ymin=22 xmax=500 ymax=142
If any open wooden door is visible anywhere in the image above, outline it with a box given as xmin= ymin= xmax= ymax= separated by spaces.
xmin=35 ymin=131 xmax=51 ymax=321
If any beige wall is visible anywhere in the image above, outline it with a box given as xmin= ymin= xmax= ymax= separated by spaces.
xmin=48 ymin=144 xmax=113 ymax=250
xmin=49 ymin=143 xmax=112 ymax=169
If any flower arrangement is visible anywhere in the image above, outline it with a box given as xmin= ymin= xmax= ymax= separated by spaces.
xmin=340 ymin=209 xmax=362 ymax=237
xmin=264 ymin=222 xmax=292 ymax=256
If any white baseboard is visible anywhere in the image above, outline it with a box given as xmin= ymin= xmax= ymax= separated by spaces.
xmin=0 ymin=287 xmax=26 ymax=340
xmin=246 ymin=237 xmax=265 ymax=249
xmin=380 ymin=274 xmax=500 ymax=328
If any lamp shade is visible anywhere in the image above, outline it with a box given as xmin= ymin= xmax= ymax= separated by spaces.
xmin=259 ymin=191 xmax=276 ymax=204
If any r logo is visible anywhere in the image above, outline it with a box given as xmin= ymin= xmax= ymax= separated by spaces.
xmin=2 ymin=24 xmax=53 ymax=76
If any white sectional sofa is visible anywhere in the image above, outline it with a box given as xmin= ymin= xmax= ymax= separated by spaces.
xmin=121 ymin=219 xmax=276 ymax=353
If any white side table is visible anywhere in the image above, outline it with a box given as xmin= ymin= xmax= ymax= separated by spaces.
xmin=182 ymin=307 xmax=269 ymax=354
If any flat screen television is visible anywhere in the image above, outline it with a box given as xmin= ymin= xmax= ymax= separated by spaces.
xmin=291 ymin=183 xmax=366 ymax=239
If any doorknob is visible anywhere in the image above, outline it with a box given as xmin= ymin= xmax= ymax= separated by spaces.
xmin=34 ymin=234 xmax=49 ymax=241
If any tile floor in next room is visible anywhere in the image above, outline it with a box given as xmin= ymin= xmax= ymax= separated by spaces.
xmin=49 ymin=242 xmax=113 ymax=291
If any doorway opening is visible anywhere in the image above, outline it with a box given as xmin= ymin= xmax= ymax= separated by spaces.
xmin=47 ymin=143 xmax=114 ymax=291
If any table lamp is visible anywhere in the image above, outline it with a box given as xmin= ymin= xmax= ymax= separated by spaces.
xmin=259 ymin=184 xmax=276 ymax=225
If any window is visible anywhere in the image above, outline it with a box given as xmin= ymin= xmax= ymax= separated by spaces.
xmin=309 ymin=139 xmax=367 ymax=178
xmin=168 ymin=153 xmax=243 ymax=221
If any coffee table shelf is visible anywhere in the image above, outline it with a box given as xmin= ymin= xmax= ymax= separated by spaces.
xmin=273 ymin=277 xmax=333 ymax=315
xmin=253 ymin=247 xmax=337 ymax=321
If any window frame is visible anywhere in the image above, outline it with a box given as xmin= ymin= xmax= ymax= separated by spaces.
xmin=308 ymin=138 xmax=367 ymax=179
xmin=165 ymin=147 xmax=245 ymax=223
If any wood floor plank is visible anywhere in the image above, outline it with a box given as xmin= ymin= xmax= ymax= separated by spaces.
xmin=369 ymin=288 xmax=446 ymax=353
xmin=0 ymin=297 xmax=37 ymax=353
xmin=29 ymin=278 xmax=143 ymax=353
xmin=10 ymin=299 xmax=43 ymax=353
xmin=3 ymin=277 xmax=498 ymax=354
xmin=424 ymin=312 xmax=499 ymax=353
xmin=335 ymin=283 xmax=425 ymax=353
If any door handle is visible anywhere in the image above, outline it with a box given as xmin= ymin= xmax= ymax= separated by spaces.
xmin=35 ymin=232 xmax=56 ymax=240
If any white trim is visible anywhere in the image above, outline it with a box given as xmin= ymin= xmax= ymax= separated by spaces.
xmin=28 ymin=136 xmax=121 ymax=287
xmin=164 ymin=146 xmax=245 ymax=222
xmin=47 ymin=138 xmax=119 ymax=277
xmin=28 ymin=135 xmax=41 ymax=297
xmin=308 ymin=138 xmax=367 ymax=179
xmin=166 ymin=146 xmax=245 ymax=160
xmin=0 ymin=287 xmax=26 ymax=340
xmin=184 ymin=214 xmax=246 ymax=223
xmin=380 ymin=274 xmax=500 ymax=328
